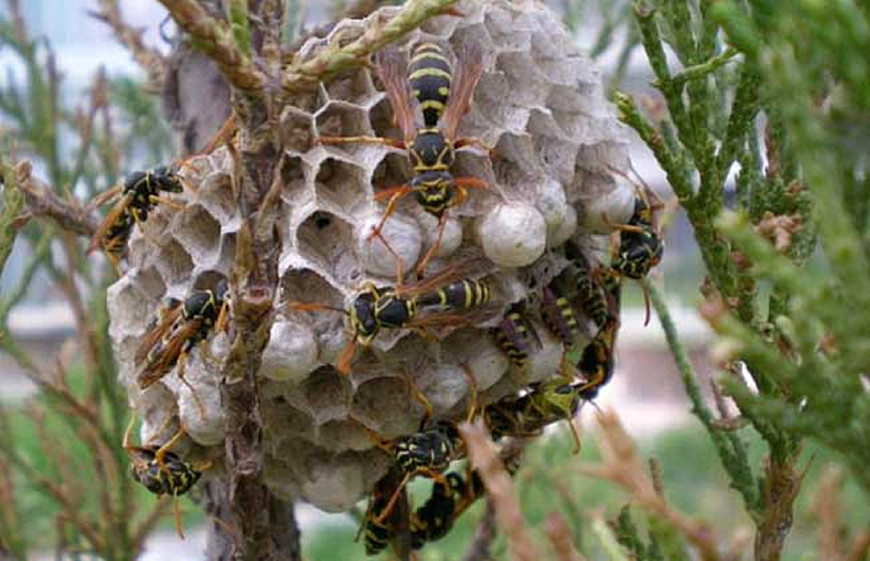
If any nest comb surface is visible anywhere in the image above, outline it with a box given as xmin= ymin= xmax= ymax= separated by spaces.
xmin=107 ymin=0 xmax=635 ymax=512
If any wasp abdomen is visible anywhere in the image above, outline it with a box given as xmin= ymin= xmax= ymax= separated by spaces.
xmin=418 ymin=279 xmax=490 ymax=310
xmin=409 ymin=43 xmax=452 ymax=128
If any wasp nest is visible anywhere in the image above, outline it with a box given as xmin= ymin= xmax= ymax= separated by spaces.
xmin=107 ymin=0 xmax=634 ymax=512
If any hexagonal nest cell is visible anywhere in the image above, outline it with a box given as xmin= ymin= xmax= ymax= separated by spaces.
xmin=107 ymin=0 xmax=637 ymax=512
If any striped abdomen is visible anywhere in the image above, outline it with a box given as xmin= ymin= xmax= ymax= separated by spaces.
xmin=540 ymin=285 xmax=581 ymax=345
xmin=418 ymin=279 xmax=490 ymax=310
xmin=492 ymin=303 xmax=541 ymax=369
xmin=409 ymin=43 xmax=452 ymax=127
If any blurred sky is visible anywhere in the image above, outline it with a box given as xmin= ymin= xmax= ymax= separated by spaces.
xmin=1 ymin=1 xmax=336 ymax=88
xmin=3 ymin=1 xmax=169 ymax=84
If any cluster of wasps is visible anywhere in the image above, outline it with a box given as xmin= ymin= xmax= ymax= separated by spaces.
xmin=85 ymin=35 xmax=664 ymax=547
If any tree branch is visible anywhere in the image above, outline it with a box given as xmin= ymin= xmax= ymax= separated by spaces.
xmin=458 ymin=420 xmax=541 ymax=561
xmin=7 ymin=160 xmax=97 ymax=236
xmin=280 ymin=0 xmax=459 ymax=92
xmin=158 ymin=0 xmax=266 ymax=91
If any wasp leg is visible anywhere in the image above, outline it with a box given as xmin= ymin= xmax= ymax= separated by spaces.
xmin=453 ymin=137 xmax=496 ymax=158
xmin=176 ymin=352 xmax=206 ymax=419
xmin=198 ymin=339 xmax=217 ymax=369
xmin=215 ymin=301 xmax=230 ymax=335
xmin=172 ymin=493 xmax=186 ymax=540
xmin=372 ymin=467 xmax=450 ymax=524
xmin=153 ymin=428 xmax=186 ymax=471
xmin=335 ymin=337 xmax=358 ymax=375
xmin=317 ymin=135 xmax=407 ymax=150
xmin=415 ymin=213 xmax=448 ymax=279
xmin=357 ymin=422 xmax=393 ymax=455
xmin=459 ymin=364 xmax=478 ymax=422
xmin=372 ymin=471 xmax=412 ymax=525
xmin=123 ymin=412 xmax=137 ymax=451
xmin=440 ymin=6 xmax=466 ymax=17
xmin=402 ymin=368 xmax=434 ymax=429
xmin=567 ymin=418 xmax=581 ymax=455
xmin=370 ymin=185 xmax=414 ymax=289
xmin=148 ymin=195 xmax=185 ymax=211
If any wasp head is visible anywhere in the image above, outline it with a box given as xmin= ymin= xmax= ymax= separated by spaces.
xmin=350 ymin=290 xmax=380 ymax=344
xmin=411 ymin=170 xmax=453 ymax=218
xmin=153 ymin=165 xmax=185 ymax=193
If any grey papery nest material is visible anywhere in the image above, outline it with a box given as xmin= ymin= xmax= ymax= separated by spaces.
xmin=107 ymin=0 xmax=634 ymax=512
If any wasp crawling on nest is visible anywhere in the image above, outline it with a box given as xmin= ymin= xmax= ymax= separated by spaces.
xmin=88 ymin=166 xmax=186 ymax=272
xmin=319 ymin=41 xmax=493 ymax=279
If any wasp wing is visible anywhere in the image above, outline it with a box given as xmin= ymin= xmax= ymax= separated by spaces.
xmin=137 ymin=317 xmax=203 ymax=389
xmin=407 ymin=305 xmax=499 ymax=331
xmin=87 ymin=192 xmax=133 ymax=254
xmin=85 ymin=184 xmax=122 ymax=212
xmin=396 ymin=258 xmax=488 ymax=299
xmin=441 ymin=41 xmax=484 ymax=142
xmin=135 ymin=304 xmax=183 ymax=366
xmin=375 ymin=46 xmax=418 ymax=146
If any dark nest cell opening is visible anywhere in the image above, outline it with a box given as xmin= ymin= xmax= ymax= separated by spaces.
xmin=313 ymin=157 xmax=368 ymax=211
xmin=173 ymin=204 xmax=221 ymax=257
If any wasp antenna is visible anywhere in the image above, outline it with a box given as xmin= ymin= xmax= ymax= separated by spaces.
xmin=287 ymin=301 xmax=348 ymax=315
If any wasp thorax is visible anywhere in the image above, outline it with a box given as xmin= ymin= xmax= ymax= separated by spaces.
xmin=411 ymin=130 xmax=454 ymax=171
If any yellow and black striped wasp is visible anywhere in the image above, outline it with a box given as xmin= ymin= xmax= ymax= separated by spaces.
xmin=87 ymin=166 xmax=185 ymax=271
xmin=605 ymin=166 xmax=665 ymax=325
xmin=492 ymin=301 xmax=542 ymax=370
xmin=483 ymin=376 xmax=586 ymax=454
xmin=290 ymin=261 xmax=493 ymax=374
xmin=318 ymin=41 xmax=491 ymax=279
xmin=358 ymin=365 xmax=478 ymax=526
xmin=135 ymin=279 xmax=231 ymax=416
xmin=566 ymin=271 xmax=622 ymax=406
xmin=123 ymin=415 xmax=210 ymax=539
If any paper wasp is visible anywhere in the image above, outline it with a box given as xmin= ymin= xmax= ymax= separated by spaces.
xmin=318 ymin=41 xmax=490 ymax=278
xmin=123 ymin=416 xmax=210 ymax=539
xmin=359 ymin=366 xmax=477 ymax=526
xmin=289 ymin=261 xmax=493 ymax=374
xmin=87 ymin=166 xmax=185 ymax=271
xmin=135 ymin=279 xmax=230 ymax=416
xmin=483 ymin=376 xmax=586 ymax=454
xmin=363 ymin=365 xmax=477 ymax=517
xmin=606 ymin=167 xmax=664 ymax=325
xmin=612 ymin=192 xmax=664 ymax=281
xmin=492 ymin=301 xmax=542 ymax=369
